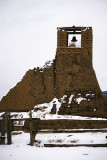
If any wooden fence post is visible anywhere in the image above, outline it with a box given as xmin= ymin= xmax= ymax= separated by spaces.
xmin=0 ymin=113 xmax=6 ymax=145
xmin=29 ymin=110 xmax=34 ymax=145
xmin=7 ymin=112 xmax=12 ymax=145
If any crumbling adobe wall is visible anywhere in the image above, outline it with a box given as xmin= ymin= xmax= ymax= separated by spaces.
xmin=0 ymin=26 xmax=107 ymax=118
xmin=0 ymin=62 xmax=55 ymax=111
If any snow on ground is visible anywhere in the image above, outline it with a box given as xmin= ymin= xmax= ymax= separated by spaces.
xmin=35 ymin=132 xmax=107 ymax=146
xmin=0 ymin=111 xmax=107 ymax=121
xmin=44 ymin=114 xmax=107 ymax=120
xmin=0 ymin=132 xmax=107 ymax=160
xmin=1 ymin=97 xmax=107 ymax=160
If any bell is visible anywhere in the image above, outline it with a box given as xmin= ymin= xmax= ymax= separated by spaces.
xmin=71 ymin=36 xmax=77 ymax=42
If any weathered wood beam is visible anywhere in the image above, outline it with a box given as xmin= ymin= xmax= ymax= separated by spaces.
xmin=57 ymin=26 xmax=87 ymax=31
xmin=44 ymin=144 xmax=107 ymax=147
xmin=67 ymin=32 xmax=81 ymax=34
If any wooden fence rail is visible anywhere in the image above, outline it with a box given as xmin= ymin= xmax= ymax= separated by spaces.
xmin=24 ymin=118 xmax=107 ymax=145
xmin=1 ymin=114 xmax=107 ymax=146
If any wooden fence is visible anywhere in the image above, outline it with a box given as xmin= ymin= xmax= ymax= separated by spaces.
xmin=0 ymin=112 xmax=107 ymax=146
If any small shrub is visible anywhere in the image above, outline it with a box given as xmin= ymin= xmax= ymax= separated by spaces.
xmin=70 ymin=140 xmax=78 ymax=143
xmin=56 ymin=139 xmax=62 ymax=143
xmin=48 ymin=140 xmax=55 ymax=143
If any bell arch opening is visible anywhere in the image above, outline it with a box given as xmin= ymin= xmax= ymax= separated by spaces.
xmin=68 ymin=34 xmax=81 ymax=47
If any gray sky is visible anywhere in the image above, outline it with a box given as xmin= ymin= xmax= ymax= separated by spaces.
xmin=0 ymin=0 xmax=107 ymax=100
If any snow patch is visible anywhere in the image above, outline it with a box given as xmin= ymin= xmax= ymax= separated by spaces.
xmin=68 ymin=95 xmax=74 ymax=104
xmin=43 ymin=60 xmax=53 ymax=69
xmin=86 ymin=93 xmax=95 ymax=97
xmin=68 ymin=94 xmax=74 ymax=107
xmin=60 ymin=95 xmax=67 ymax=103
xmin=82 ymin=27 xmax=88 ymax=32
xmin=52 ymin=98 xmax=61 ymax=114
xmin=10 ymin=112 xmax=29 ymax=119
xmin=78 ymin=93 xmax=81 ymax=95
xmin=75 ymin=97 xmax=86 ymax=104
xmin=32 ymin=98 xmax=61 ymax=119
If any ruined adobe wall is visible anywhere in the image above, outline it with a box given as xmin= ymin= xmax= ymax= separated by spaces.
xmin=0 ymin=27 xmax=107 ymax=118
xmin=0 ymin=62 xmax=55 ymax=111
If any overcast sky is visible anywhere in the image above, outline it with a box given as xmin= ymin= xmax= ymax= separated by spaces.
xmin=0 ymin=0 xmax=107 ymax=100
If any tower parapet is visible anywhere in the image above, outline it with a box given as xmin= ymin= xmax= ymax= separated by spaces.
xmin=57 ymin=26 xmax=92 ymax=64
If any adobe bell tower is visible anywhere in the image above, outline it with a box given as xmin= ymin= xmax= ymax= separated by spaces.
xmin=55 ymin=26 xmax=107 ymax=117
